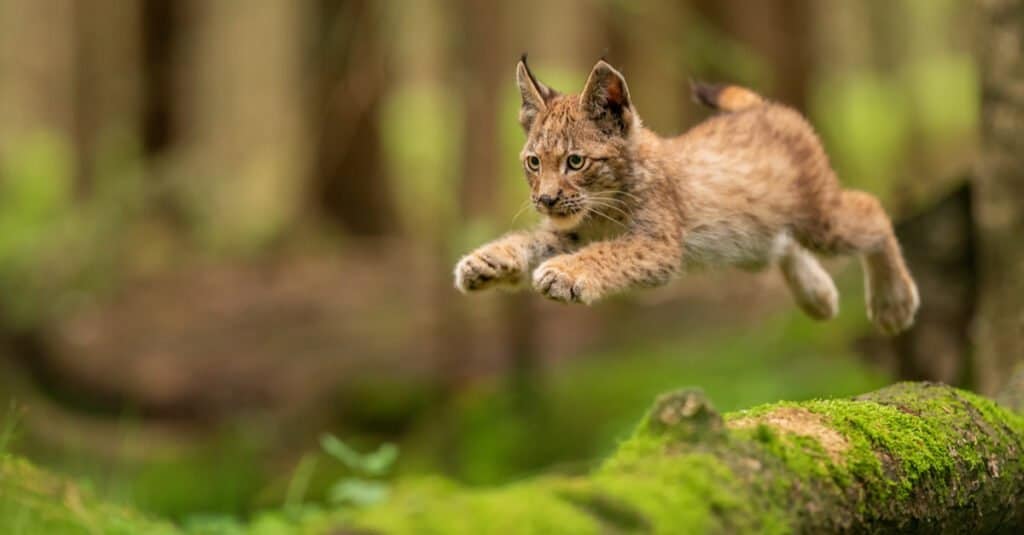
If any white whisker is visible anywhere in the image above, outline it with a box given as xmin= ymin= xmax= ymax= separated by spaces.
xmin=586 ymin=207 xmax=628 ymax=229
xmin=511 ymin=200 xmax=532 ymax=223
xmin=586 ymin=199 xmax=632 ymax=219
xmin=588 ymin=190 xmax=642 ymax=203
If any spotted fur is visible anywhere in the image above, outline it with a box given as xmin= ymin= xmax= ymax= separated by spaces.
xmin=454 ymin=58 xmax=919 ymax=335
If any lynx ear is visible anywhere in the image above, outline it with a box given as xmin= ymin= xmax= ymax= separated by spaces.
xmin=580 ymin=59 xmax=635 ymax=135
xmin=516 ymin=54 xmax=558 ymax=131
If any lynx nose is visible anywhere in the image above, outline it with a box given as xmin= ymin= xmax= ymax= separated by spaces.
xmin=538 ymin=194 xmax=558 ymax=208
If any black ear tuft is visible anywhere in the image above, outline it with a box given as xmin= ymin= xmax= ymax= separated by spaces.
xmin=516 ymin=55 xmax=559 ymax=132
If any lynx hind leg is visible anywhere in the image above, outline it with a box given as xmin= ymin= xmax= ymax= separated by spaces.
xmin=808 ymin=190 xmax=919 ymax=335
xmin=862 ymin=237 xmax=920 ymax=335
xmin=778 ymin=236 xmax=839 ymax=320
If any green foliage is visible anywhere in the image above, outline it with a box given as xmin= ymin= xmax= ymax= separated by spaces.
xmin=25 ymin=424 xmax=267 ymax=524
xmin=128 ymin=443 xmax=264 ymax=520
xmin=319 ymin=435 xmax=398 ymax=508
xmin=906 ymin=55 xmax=978 ymax=138
xmin=0 ymin=130 xmax=142 ymax=329
xmin=0 ymin=403 xmax=22 ymax=457
xmin=0 ymin=133 xmax=75 ymax=327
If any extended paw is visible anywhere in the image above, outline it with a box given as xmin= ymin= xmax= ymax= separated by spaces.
xmin=795 ymin=283 xmax=840 ymax=321
xmin=780 ymin=249 xmax=840 ymax=321
xmin=867 ymin=273 xmax=920 ymax=336
xmin=454 ymin=247 xmax=525 ymax=293
xmin=532 ymin=259 xmax=600 ymax=304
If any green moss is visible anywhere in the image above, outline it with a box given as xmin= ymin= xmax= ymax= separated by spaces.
xmin=594 ymin=393 xmax=792 ymax=534
xmin=557 ymin=487 xmax=651 ymax=533
xmin=728 ymin=382 xmax=1024 ymax=526
xmin=755 ymin=428 xmax=833 ymax=480
xmin=593 ymin=453 xmax=744 ymax=533
xmin=3 ymin=382 xmax=1021 ymax=534
xmin=0 ymin=455 xmax=177 ymax=535
xmin=351 ymin=477 xmax=599 ymax=534
xmin=803 ymin=385 xmax=1012 ymax=494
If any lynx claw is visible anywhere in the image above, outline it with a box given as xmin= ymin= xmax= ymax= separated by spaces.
xmin=867 ymin=275 xmax=920 ymax=336
xmin=532 ymin=261 xmax=599 ymax=304
xmin=454 ymin=250 xmax=522 ymax=292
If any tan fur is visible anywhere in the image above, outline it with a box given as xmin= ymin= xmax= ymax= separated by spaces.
xmin=717 ymin=85 xmax=764 ymax=112
xmin=454 ymin=59 xmax=919 ymax=335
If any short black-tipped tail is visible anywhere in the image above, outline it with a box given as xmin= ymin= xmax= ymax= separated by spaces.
xmin=690 ymin=80 xmax=764 ymax=112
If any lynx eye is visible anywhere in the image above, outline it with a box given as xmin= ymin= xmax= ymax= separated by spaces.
xmin=566 ymin=154 xmax=586 ymax=171
xmin=526 ymin=155 xmax=541 ymax=172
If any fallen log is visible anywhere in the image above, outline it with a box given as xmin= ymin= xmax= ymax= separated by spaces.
xmin=2 ymin=382 xmax=1022 ymax=533
xmin=347 ymin=382 xmax=1024 ymax=533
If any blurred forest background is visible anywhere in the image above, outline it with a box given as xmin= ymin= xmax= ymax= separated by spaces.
xmin=0 ymin=0 xmax=1017 ymax=525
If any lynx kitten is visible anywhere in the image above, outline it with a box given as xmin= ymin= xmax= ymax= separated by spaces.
xmin=454 ymin=56 xmax=919 ymax=335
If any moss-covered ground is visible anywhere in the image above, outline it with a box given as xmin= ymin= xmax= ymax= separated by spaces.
xmin=5 ymin=379 xmax=1021 ymax=534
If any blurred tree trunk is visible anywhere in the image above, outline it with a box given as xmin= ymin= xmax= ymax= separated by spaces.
xmin=972 ymin=0 xmax=1024 ymax=395
xmin=457 ymin=0 xmax=504 ymax=221
xmin=141 ymin=0 xmax=182 ymax=158
xmin=173 ymin=0 xmax=308 ymax=249
xmin=310 ymin=0 xmax=398 ymax=237
xmin=0 ymin=0 xmax=143 ymax=198
xmin=885 ymin=183 xmax=975 ymax=385
xmin=601 ymin=0 xmax=690 ymax=134
xmin=524 ymin=0 xmax=600 ymax=68
xmin=71 ymin=0 xmax=143 ymax=199
xmin=0 ymin=0 xmax=76 ymax=159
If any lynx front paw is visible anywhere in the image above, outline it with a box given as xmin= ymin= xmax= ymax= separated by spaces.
xmin=867 ymin=272 xmax=920 ymax=336
xmin=454 ymin=248 xmax=525 ymax=293
xmin=532 ymin=259 xmax=600 ymax=304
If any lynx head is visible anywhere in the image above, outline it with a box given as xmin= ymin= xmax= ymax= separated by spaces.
xmin=516 ymin=56 xmax=639 ymax=230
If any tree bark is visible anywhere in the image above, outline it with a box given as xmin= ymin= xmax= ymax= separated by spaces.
xmin=972 ymin=0 xmax=1024 ymax=396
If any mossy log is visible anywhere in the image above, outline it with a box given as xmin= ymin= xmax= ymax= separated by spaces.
xmin=2 ymin=382 xmax=1023 ymax=534
xmin=348 ymin=382 xmax=1024 ymax=534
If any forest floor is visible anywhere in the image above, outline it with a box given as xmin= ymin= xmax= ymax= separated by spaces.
xmin=0 ymin=245 xmax=890 ymax=524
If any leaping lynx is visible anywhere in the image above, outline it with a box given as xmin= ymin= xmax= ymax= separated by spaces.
xmin=454 ymin=56 xmax=919 ymax=335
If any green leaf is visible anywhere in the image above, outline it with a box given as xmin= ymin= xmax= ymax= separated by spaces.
xmin=362 ymin=444 xmax=399 ymax=476
xmin=319 ymin=434 xmax=364 ymax=471
xmin=327 ymin=479 xmax=390 ymax=507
